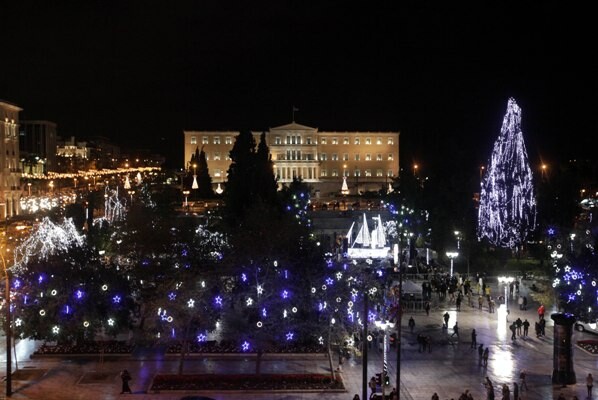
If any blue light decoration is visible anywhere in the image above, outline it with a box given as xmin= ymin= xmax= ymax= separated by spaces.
xmin=112 ymin=295 xmax=121 ymax=304
xmin=241 ymin=341 xmax=251 ymax=351
xmin=285 ymin=331 xmax=294 ymax=341
xmin=241 ymin=273 xmax=247 ymax=282
xmin=478 ymin=98 xmax=537 ymax=248
xmin=75 ymin=290 xmax=84 ymax=299
xmin=214 ymin=296 xmax=223 ymax=306
xmin=197 ymin=333 xmax=207 ymax=342
xmin=168 ymin=292 xmax=176 ymax=301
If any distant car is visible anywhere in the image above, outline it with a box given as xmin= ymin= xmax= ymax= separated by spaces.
xmin=575 ymin=318 xmax=598 ymax=334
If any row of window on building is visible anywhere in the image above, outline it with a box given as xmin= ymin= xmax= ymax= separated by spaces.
xmin=189 ymin=135 xmax=395 ymax=146
xmin=200 ymin=151 xmax=394 ymax=162
xmin=319 ymin=169 xmax=394 ymax=177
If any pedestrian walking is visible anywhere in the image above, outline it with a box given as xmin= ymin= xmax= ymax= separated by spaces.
xmin=522 ymin=319 xmax=530 ymax=337
xmin=483 ymin=347 xmax=489 ymax=366
xmin=538 ymin=304 xmax=545 ymax=320
xmin=443 ymin=311 xmax=450 ymax=328
xmin=369 ymin=376 xmax=377 ymax=396
xmin=484 ymin=377 xmax=495 ymax=400
xmin=471 ymin=328 xmax=477 ymax=348
xmin=509 ymin=322 xmax=517 ymax=340
xmin=519 ymin=370 xmax=528 ymax=391
xmin=417 ymin=334 xmax=425 ymax=352
xmin=587 ymin=373 xmax=594 ymax=398
xmin=352 ymin=395 xmax=360 ymax=400
xmin=518 ymin=295 xmax=524 ymax=310
xmin=512 ymin=382 xmax=519 ymax=400
xmin=120 ymin=369 xmax=133 ymax=394
xmin=478 ymin=343 xmax=484 ymax=361
xmin=408 ymin=316 xmax=415 ymax=333
xmin=456 ymin=295 xmax=462 ymax=311
xmin=539 ymin=318 xmax=546 ymax=336
xmin=390 ymin=387 xmax=398 ymax=400
xmin=478 ymin=295 xmax=484 ymax=310
xmin=425 ymin=301 xmax=431 ymax=316
xmin=425 ymin=335 xmax=432 ymax=353
xmin=431 ymin=393 xmax=440 ymax=400
xmin=501 ymin=383 xmax=510 ymax=400
xmin=515 ymin=317 xmax=522 ymax=336
xmin=522 ymin=296 xmax=527 ymax=310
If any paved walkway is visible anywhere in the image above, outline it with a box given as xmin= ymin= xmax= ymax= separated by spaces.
xmin=2 ymin=279 xmax=598 ymax=400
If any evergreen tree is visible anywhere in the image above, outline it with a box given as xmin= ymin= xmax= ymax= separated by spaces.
xmin=196 ymin=147 xmax=214 ymax=198
xmin=255 ymin=132 xmax=278 ymax=205
xmin=478 ymin=98 xmax=537 ymax=248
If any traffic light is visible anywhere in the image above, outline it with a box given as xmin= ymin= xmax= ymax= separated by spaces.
xmin=384 ymin=372 xmax=390 ymax=386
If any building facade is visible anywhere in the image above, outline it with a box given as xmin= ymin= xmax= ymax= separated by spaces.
xmin=183 ymin=122 xmax=399 ymax=196
xmin=19 ymin=120 xmax=58 ymax=173
xmin=0 ymin=100 xmax=22 ymax=218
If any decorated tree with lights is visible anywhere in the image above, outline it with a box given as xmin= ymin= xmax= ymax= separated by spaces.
xmin=549 ymin=199 xmax=598 ymax=321
xmin=478 ymin=98 xmax=537 ymax=249
xmin=9 ymin=218 xmax=134 ymax=344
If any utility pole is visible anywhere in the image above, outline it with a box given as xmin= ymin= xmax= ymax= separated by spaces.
xmin=362 ymin=293 xmax=368 ymax=400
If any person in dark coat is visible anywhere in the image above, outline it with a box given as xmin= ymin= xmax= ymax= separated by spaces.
xmin=120 ymin=369 xmax=132 ymax=394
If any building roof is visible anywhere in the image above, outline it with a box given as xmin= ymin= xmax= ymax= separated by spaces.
xmin=270 ymin=122 xmax=317 ymax=131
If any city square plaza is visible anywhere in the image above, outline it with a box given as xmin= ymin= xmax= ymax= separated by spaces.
xmin=1 ymin=277 xmax=597 ymax=400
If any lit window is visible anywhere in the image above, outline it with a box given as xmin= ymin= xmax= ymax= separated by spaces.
xmin=320 ymin=153 xmax=327 ymax=161
xmin=332 ymin=153 xmax=338 ymax=161
xmin=377 ymin=154 xmax=382 ymax=161
xmin=365 ymin=169 xmax=372 ymax=177
xmin=354 ymin=137 xmax=360 ymax=145
xmin=388 ymin=153 xmax=394 ymax=161
xmin=365 ymin=154 xmax=371 ymax=161
xmin=365 ymin=137 xmax=371 ymax=145
xmin=376 ymin=137 xmax=382 ymax=145
xmin=275 ymin=136 xmax=282 ymax=145
xmin=214 ymin=152 xmax=221 ymax=160
xmin=306 ymin=137 xmax=312 ymax=144
xmin=387 ymin=137 xmax=394 ymax=145
xmin=321 ymin=169 xmax=327 ymax=177
xmin=354 ymin=154 xmax=360 ymax=161
xmin=376 ymin=169 xmax=383 ymax=177
xmin=332 ymin=169 xmax=338 ymax=177
xmin=343 ymin=153 xmax=349 ymax=161
xmin=343 ymin=137 xmax=349 ymax=145
xmin=205 ymin=153 xmax=210 ymax=160
xmin=321 ymin=137 xmax=327 ymax=144
xmin=225 ymin=137 xmax=232 ymax=144
xmin=332 ymin=137 xmax=338 ymax=145
xmin=354 ymin=169 xmax=360 ymax=177
xmin=202 ymin=137 xmax=209 ymax=144
xmin=387 ymin=170 xmax=393 ymax=176
xmin=225 ymin=154 xmax=231 ymax=160
xmin=214 ymin=137 xmax=221 ymax=145
xmin=191 ymin=136 xmax=197 ymax=144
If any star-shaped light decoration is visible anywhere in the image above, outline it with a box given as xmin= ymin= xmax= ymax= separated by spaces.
xmin=15 ymin=318 xmax=22 ymax=327
xmin=241 ymin=341 xmax=250 ymax=351
xmin=283 ymin=309 xmax=288 ymax=318
xmin=246 ymin=297 xmax=253 ymax=306
xmin=76 ymin=290 xmax=84 ymax=299
xmin=262 ymin=308 xmax=267 ymax=317
xmin=325 ymin=277 xmax=334 ymax=285
xmin=318 ymin=336 xmax=324 ymax=345
xmin=168 ymin=292 xmax=177 ymax=301
xmin=108 ymin=318 xmax=115 ymax=326
xmin=113 ymin=295 xmax=121 ymax=304
xmin=214 ymin=296 xmax=222 ymax=306
xmin=197 ymin=333 xmax=207 ymax=342
xmin=52 ymin=325 xmax=60 ymax=334
xmin=336 ymin=272 xmax=343 ymax=280
xmin=282 ymin=290 xmax=289 ymax=299
xmin=257 ymin=285 xmax=264 ymax=295
xmin=241 ymin=273 xmax=247 ymax=282
xmin=187 ymin=299 xmax=195 ymax=308
xmin=286 ymin=331 xmax=294 ymax=341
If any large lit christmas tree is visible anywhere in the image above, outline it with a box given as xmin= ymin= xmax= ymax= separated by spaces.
xmin=478 ymin=98 xmax=537 ymax=248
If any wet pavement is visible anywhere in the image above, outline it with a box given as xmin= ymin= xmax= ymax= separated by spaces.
xmin=1 ymin=278 xmax=597 ymax=400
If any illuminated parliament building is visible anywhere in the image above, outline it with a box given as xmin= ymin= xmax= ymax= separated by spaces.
xmin=183 ymin=122 xmax=399 ymax=196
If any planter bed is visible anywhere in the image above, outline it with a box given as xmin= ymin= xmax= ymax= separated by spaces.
xmin=150 ymin=373 xmax=344 ymax=392
xmin=577 ymin=340 xmax=598 ymax=355
xmin=32 ymin=341 xmax=133 ymax=356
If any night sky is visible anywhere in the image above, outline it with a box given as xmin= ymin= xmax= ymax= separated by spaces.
xmin=2 ymin=1 xmax=596 ymax=172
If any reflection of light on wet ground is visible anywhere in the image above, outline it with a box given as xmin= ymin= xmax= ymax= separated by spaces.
xmin=490 ymin=345 xmax=514 ymax=380
xmin=496 ymin=304 xmax=508 ymax=340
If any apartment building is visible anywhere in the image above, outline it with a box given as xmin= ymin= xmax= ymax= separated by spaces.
xmin=0 ymin=100 xmax=22 ymax=218
xmin=184 ymin=122 xmax=399 ymax=195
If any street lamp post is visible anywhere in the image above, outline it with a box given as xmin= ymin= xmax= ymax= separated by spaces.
xmin=1 ymin=222 xmax=12 ymax=397
xmin=446 ymin=251 xmax=459 ymax=277
xmin=128 ymin=190 xmax=135 ymax=204
xmin=454 ymin=231 xmax=461 ymax=250
xmin=27 ymin=182 xmax=31 ymax=197
xmin=375 ymin=319 xmax=395 ymax=399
